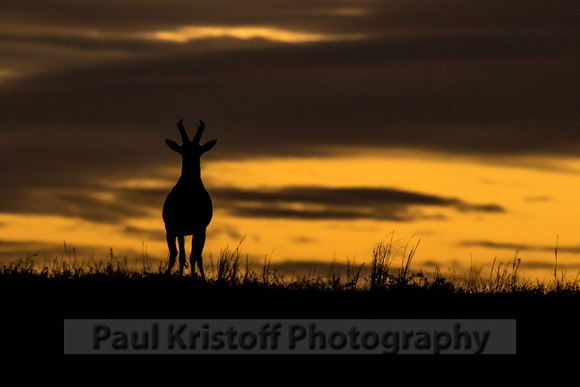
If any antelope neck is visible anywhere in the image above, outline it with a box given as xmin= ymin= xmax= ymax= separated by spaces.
xmin=179 ymin=158 xmax=203 ymax=183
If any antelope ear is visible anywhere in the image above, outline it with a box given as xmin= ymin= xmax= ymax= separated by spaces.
xmin=165 ymin=139 xmax=182 ymax=153
xmin=201 ymin=139 xmax=217 ymax=154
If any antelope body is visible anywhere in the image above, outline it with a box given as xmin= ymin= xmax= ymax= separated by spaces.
xmin=163 ymin=119 xmax=216 ymax=278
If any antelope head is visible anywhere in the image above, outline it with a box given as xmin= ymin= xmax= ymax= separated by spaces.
xmin=165 ymin=119 xmax=217 ymax=160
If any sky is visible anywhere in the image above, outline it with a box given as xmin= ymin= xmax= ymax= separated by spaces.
xmin=2 ymin=0 xmax=580 ymax=281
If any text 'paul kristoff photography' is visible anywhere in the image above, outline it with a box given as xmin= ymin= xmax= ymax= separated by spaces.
xmin=64 ymin=319 xmax=516 ymax=355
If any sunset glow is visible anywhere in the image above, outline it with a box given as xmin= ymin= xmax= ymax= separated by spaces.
xmin=2 ymin=151 xmax=580 ymax=280
xmin=2 ymin=1 xmax=580 ymax=282
xmin=141 ymin=25 xmax=362 ymax=44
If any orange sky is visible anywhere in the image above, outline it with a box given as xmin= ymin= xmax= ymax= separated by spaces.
xmin=2 ymin=1 xmax=580 ymax=281
xmin=2 ymin=150 xmax=579 ymax=281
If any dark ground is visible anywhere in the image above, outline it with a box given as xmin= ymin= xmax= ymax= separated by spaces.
xmin=2 ymin=276 xmax=578 ymax=376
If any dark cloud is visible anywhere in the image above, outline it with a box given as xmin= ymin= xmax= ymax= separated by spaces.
xmin=1 ymin=183 xmax=503 ymax=225
xmin=524 ymin=196 xmax=552 ymax=203
xmin=1 ymin=0 xmax=363 ymax=31
xmin=0 ymin=240 xmax=51 ymax=257
xmin=207 ymin=223 xmax=244 ymax=241
xmin=2 ymin=0 xmax=579 ymax=163
xmin=458 ymin=240 xmax=580 ymax=254
xmin=288 ymin=236 xmax=316 ymax=244
xmin=0 ymin=240 xmax=104 ymax=259
xmin=0 ymin=186 xmax=166 ymax=224
xmin=212 ymin=186 xmax=504 ymax=221
xmin=1 ymin=0 xmax=579 ymax=226
xmin=456 ymin=239 xmax=580 ymax=273
xmin=4 ymin=34 xmax=579 ymax=160
xmin=123 ymin=226 xmax=166 ymax=242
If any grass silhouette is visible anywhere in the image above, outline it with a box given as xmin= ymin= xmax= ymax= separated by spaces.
xmin=2 ymin=237 xmax=578 ymax=295
xmin=3 ymin=238 xmax=580 ymax=358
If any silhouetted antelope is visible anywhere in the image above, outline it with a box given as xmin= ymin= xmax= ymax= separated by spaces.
xmin=163 ymin=119 xmax=217 ymax=278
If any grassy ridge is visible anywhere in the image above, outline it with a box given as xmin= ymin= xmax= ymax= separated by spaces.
xmin=2 ymin=238 xmax=579 ymax=295
xmin=3 ymin=240 xmax=580 ymax=359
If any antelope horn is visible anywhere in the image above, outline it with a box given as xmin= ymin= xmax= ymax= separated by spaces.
xmin=177 ymin=119 xmax=189 ymax=143
xmin=193 ymin=119 xmax=205 ymax=144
